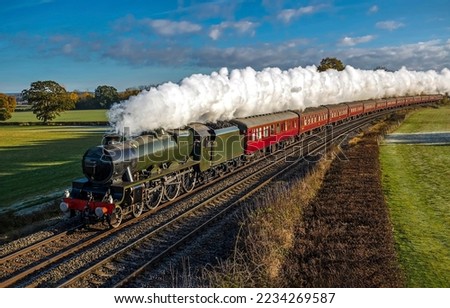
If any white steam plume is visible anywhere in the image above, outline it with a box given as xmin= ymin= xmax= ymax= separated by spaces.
xmin=108 ymin=65 xmax=450 ymax=134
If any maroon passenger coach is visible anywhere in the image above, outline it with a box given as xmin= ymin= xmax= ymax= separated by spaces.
xmin=231 ymin=111 xmax=299 ymax=154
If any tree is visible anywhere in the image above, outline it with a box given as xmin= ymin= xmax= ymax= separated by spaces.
xmin=95 ymin=85 xmax=119 ymax=108
xmin=0 ymin=93 xmax=17 ymax=121
xmin=318 ymin=57 xmax=346 ymax=72
xmin=74 ymin=91 xmax=98 ymax=110
xmin=118 ymin=87 xmax=140 ymax=101
xmin=373 ymin=66 xmax=393 ymax=72
xmin=21 ymin=80 xmax=76 ymax=123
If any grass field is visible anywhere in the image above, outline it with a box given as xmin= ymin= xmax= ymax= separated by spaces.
xmin=0 ymin=126 xmax=107 ymax=211
xmin=380 ymin=105 xmax=450 ymax=287
xmin=395 ymin=104 xmax=450 ymax=133
xmin=6 ymin=109 xmax=108 ymax=122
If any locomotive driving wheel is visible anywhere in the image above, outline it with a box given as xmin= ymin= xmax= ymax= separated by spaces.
xmin=227 ymin=160 xmax=235 ymax=173
xmin=108 ymin=205 xmax=123 ymax=228
xmin=216 ymin=164 xmax=226 ymax=177
xmin=164 ymin=172 xmax=181 ymax=201
xmin=144 ymin=184 xmax=163 ymax=210
xmin=182 ymin=167 xmax=196 ymax=192
xmin=132 ymin=202 xmax=144 ymax=218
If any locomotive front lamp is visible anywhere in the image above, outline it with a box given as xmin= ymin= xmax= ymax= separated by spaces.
xmin=60 ymin=202 xmax=69 ymax=212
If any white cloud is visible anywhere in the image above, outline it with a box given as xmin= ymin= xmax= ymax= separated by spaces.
xmin=339 ymin=35 xmax=375 ymax=46
xmin=143 ymin=19 xmax=202 ymax=36
xmin=209 ymin=21 xmax=258 ymax=40
xmin=209 ymin=28 xmax=221 ymax=41
xmin=277 ymin=5 xmax=326 ymax=23
xmin=340 ymin=40 xmax=450 ymax=71
xmin=112 ymin=15 xmax=202 ymax=36
xmin=195 ymin=39 xmax=450 ymax=73
xmin=376 ymin=20 xmax=405 ymax=31
xmin=368 ymin=5 xmax=378 ymax=14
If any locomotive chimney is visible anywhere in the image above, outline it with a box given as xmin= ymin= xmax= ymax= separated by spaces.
xmin=123 ymin=127 xmax=131 ymax=140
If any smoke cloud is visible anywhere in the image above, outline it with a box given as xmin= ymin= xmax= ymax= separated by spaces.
xmin=108 ymin=65 xmax=450 ymax=134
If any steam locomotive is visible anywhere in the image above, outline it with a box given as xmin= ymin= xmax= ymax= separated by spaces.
xmin=60 ymin=94 xmax=443 ymax=227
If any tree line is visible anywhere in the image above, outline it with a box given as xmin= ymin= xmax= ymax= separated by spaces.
xmin=2 ymin=57 xmax=386 ymax=123
xmin=0 ymin=82 xmax=144 ymax=123
xmin=0 ymin=93 xmax=17 ymax=121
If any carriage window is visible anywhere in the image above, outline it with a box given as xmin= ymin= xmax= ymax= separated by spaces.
xmin=258 ymin=127 xmax=262 ymax=139
xmin=271 ymin=125 xmax=274 ymax=134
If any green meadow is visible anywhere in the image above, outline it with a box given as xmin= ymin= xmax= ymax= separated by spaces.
xmin=380 ymin=104 xmax=450 ymax=287
xmin=0 ymin=126 xmax=107 ymax=210
xmin=395 ymin=104 xmax=450 ymax=133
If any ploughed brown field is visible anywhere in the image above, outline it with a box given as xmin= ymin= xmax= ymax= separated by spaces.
xmin=284 ymin=131 xmax=403 ymax=287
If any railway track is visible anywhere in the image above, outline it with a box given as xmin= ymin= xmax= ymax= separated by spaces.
xmin=56 ymin=111 xmax=380 ymax=287
xmin=0 ymin=108 xmax=406 ymax=288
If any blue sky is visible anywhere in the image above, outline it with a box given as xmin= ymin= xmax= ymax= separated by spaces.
xmin=1 ymin=0 xmax=449 ymax=93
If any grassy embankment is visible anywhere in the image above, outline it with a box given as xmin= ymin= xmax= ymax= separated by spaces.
xmin=204 ymin=156 xmax=334 ymax=287
xmin=379 ymin=104 xmax=450 ymax=287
